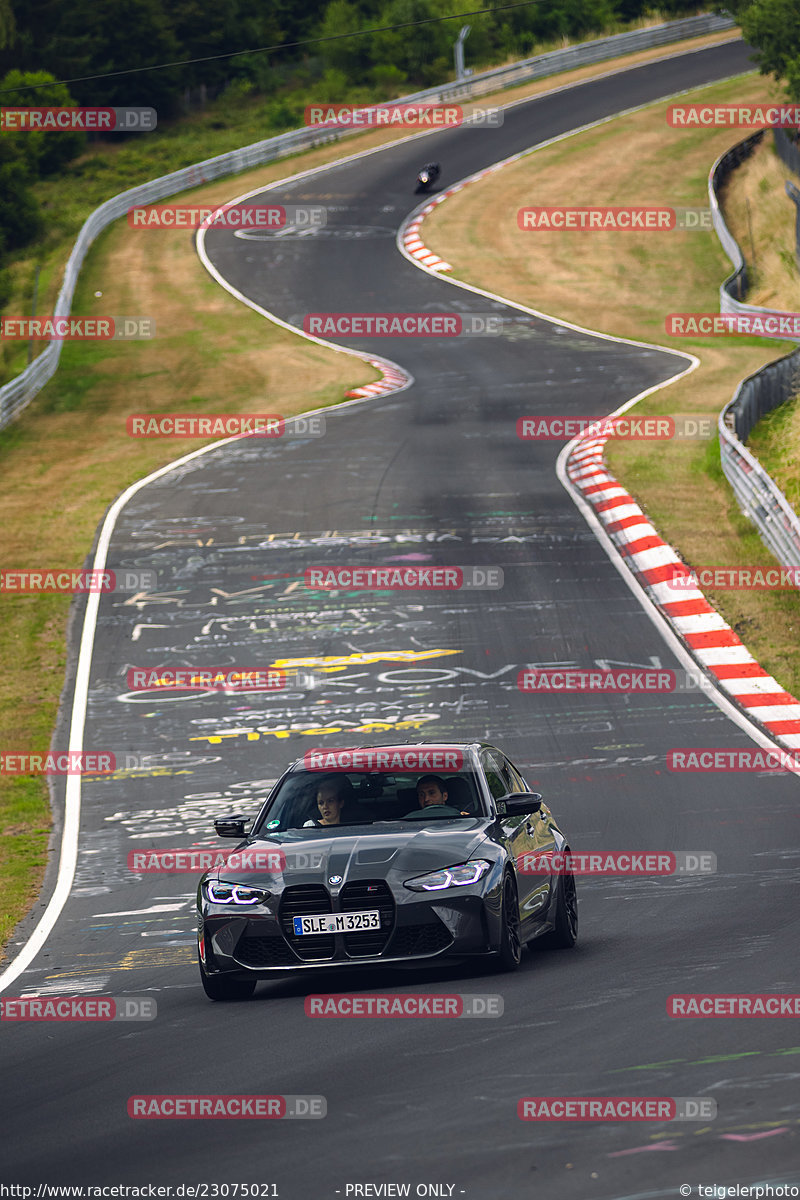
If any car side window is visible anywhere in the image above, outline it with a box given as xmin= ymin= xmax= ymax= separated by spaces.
xmin=487 ymin=751 xmax=522 ymax=796
xmin=480 ymin=751 xmax=508 ymax=800
xmin=500 ymin=756 xmax=528 ymax=793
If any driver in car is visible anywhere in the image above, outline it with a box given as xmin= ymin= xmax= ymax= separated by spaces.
xmin=403 ymin=774 xmax=469 ymax=817
xmin=417 ymin=775 xmax=450 ymax=808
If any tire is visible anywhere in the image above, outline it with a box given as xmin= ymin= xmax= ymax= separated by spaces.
xmin=199 ymin=951 xmax=256 ymax=1001
xmin=539 ymin=868 xmax=578 ymax=949
xmin=490 ymin=874 xmax=523 ymax=972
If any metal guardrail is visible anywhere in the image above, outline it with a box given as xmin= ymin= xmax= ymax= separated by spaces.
xmin=708 ymin=131 xmax=764 ymax=306
xmin=0 ymin=12 xmax=736 ymax=431
xmin=709 ymin=130 xmax=800 ymax=341
xmin=426 ymin=12 xmax=735 ymax=100
xmin=712 ymin=134 xmax=800 ymax=568
xmin=719 ymin=350 xmax=800 ymax=567
xmin=774 ymin=127 xmax=800 ymax=178
xmin=773 ymin=130 xmax=800 ymax=269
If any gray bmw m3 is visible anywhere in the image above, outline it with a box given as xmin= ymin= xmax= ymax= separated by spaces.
xmin=197 ymin=742 xmax=577 ymax=1000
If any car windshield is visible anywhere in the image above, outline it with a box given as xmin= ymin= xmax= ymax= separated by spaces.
xmin=252 ymin=769 xmax=486 ymax=834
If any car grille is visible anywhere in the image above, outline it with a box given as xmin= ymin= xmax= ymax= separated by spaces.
xmin=339 ymin=880 xmax=395 ymax=957
xmin=235 ymin=936 xmax=297 ymax=968
xmin=390 ymin=922 xmax=452 ymax=957
xmin=266 ymin=882 xmax=448 ymax=965
xmin=279 ymin=884 xmax=335 ymax=960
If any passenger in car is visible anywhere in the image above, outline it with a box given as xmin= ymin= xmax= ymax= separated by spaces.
xmin=303 ymin=776 xmax=350 ymax=826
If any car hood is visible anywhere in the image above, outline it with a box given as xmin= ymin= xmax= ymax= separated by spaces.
xmin=209 ymin=819 xmax=495 ymax=886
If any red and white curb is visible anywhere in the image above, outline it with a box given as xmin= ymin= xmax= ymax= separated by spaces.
xmin=402 ymin=206 xmax=452 ymax=271
xmin=565 ymin=433 xmax=800 ymax=749
xmin=400 ymin=120 xmax=800 ymax=761
xmin=400 ymin=165 xmax=507 ymax=272
xmin=345 ymin=359 xmax=412 ymax=399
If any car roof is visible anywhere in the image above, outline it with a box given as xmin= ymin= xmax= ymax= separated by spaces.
xmin=286 ymin=741 xmax=490 ymax=772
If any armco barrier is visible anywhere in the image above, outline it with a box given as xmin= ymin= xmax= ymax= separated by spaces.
xmin=709 ymin=130 xmax=800 ymax=340
xmin=0 ymin=13 xmax=735 ymax=431
xmin=773 ymin=130 xmax=800 ymax=270
xmin=774 ymin=127 xmax=800 ymax=178
xmin=719 ymin=350 xmax=800 ymax=568
xmin=710 ymin=132 xmax=800 ymax=568
xmin=708 ymin=131 xmax=764 ymax=306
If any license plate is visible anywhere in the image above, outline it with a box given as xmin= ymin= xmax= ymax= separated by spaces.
xmin=292 ymin=910 xmax=380 ymax=936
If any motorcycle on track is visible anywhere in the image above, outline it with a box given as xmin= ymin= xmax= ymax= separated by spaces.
xmin=415 ymin=162 xmax=441 ymax=193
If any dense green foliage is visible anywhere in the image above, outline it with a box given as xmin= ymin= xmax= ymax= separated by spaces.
xmin=2 ymin=0 xmax=703 ymax=114
xmin=0 ymin=69 xmax=80 ymax=302
xmin=722 ymin=0 xmax=800 ymax=101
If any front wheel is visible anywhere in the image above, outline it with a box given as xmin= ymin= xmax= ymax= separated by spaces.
xmin=490 ymin=874 xmax=523 ymax=972
xmin=199 ymin=952 xmax=256 ymax=1001
xmin=539 ymin=868 xmax=578 ymax=949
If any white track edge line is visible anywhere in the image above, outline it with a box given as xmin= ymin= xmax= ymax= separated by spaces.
xmin=0 ymin=39 xmax=759 ymax=992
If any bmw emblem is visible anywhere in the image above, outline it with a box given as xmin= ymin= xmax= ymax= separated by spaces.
xmin=328 ymin=875 xmax=342 ymax=885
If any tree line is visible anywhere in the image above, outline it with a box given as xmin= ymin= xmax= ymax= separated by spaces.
xmin=1 ymin=0 xmax=706 ymax=115
xmin=0 ymin=0 xmax=797 ymax=291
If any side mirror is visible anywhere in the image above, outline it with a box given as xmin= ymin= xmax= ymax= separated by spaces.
xmin=214 ymin=813 xmax=250 ymax=838
xmin=495 ymin=792 xmax=542 ymax=816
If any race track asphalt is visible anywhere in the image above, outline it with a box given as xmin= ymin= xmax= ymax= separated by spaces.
xmin=4 ymin=37 xmax=800 ymax=1200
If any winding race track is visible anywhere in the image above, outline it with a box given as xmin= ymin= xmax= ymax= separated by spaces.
xmin=4 ymin=39 xmax=800 ymax=1199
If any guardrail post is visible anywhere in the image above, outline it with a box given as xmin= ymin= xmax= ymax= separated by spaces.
xmin=454 ymin=25 xmax=471 ymax=82
xmin=785 ymin=180 xmax=800 ymax=270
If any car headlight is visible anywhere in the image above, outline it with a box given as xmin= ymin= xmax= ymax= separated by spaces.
xmin=203 ymin=879 xmax=269 ymax=905
xmin=404 ymin=860 xmax=492 ymax=892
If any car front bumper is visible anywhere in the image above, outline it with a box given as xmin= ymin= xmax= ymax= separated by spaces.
xmin=199 ymin=884 xmax=499 ymax=977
